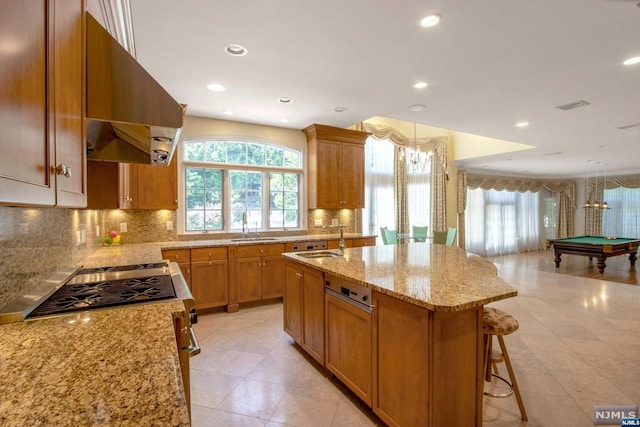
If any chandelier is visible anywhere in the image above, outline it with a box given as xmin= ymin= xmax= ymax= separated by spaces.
xmin=406 ymin=149 xmax=431 ymax=173
xmin=584 ymin=172 xmax=609 ymax=210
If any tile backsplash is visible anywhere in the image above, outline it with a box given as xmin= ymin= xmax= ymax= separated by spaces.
xmin=0 ymin=206 xmax=363 ymax=308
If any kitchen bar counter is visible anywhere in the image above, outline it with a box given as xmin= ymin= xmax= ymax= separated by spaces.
xmin=283 ymin=243 xmax=516 ymax=311
xmin=0 ymin=300 xmax=190 ymax=426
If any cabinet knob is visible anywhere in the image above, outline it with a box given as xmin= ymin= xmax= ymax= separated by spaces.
xmin=174 ymin=255 xmax=179 ymax=259
xmin=53 ymin=164 xmax=72 ymax=178
xmin=208 ymin=252 xmax=212 ymax=257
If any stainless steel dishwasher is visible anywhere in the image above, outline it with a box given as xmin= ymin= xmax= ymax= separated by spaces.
xmin=324 ymin=274 xmax=373 ymax=405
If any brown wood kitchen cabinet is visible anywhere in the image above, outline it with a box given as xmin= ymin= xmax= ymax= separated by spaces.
xmin=303 ymin=124 xmax=368 ymax=209
xmin=161 ymin=249 xmax=191 ymax=288
xmin=234 ymin=244 xmax=286 ymax=303
xmin=283 ymin=261 xmax=325 ymax=365
xmin=0 ymin=0 xmax=86 ymax=207
xmin=87 ymin=160 xmax=178 ymax=209
xmin=190 ymin=247 xmax=228 ymax=310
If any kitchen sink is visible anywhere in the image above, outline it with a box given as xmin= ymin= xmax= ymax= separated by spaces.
xmin=295 ymin=251 xmax=343 ymax=258
xmin=230 ymin=237 xmax=279 ymax=242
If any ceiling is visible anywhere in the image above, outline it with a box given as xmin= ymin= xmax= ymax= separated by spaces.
xmin=129 ymin=0 xmax=640 ymax=178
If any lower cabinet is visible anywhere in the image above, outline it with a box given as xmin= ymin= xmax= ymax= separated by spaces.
xmin=283 ymin=261 xmax=325 ymax=365
xmin=190 ymin=247 xmax=228 ymax=310
xmin=325 ymin=292 xmax=372 ymax=405
xmin=235 ymin=244 xmax=285 ymax=303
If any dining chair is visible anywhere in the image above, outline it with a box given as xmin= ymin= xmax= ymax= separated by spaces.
xmin=445 ymin=227 xmax=457 ymax=246
xmin=412 ymin=225 xmax=428 ymax=242
xmin=432 ymin=231 xmax=447 ymax=245
xmin=380 ymin=226 xmax=398 ymax=245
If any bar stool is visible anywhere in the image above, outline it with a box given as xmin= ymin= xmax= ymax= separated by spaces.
xmin=483 ymin=307 xmax=528 ymax=421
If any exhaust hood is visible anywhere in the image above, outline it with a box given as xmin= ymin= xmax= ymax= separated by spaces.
xmin=85 ymin=13 xmax=184 ymax=165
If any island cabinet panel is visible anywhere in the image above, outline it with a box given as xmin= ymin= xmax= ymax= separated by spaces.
xmin=372 ymin=291 xmax=429 ymax=427
xmin=303 ymin=124 xmax=368 ymax=209
xmin=190 ymin=248 xmax=228 ymax=310
xmin=351 ymin=237 xmax=376 ymax=247
xmin=283 ymin=261 xmax=325 ymax=365
xmin=325 ymin=293 xmax=372 ymax=405
xmin=372 ymin=290 xmax=484 ymax=426
xmin=283 ymin=262 xmax=304 ymax=343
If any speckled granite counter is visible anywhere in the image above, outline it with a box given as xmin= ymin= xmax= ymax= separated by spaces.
xmin=0 ymin=301 xmax=190 ymax=426
xmin=283 ymin=244 xmax=516 ymax=311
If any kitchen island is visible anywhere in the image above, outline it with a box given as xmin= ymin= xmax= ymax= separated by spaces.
xmin=282 ymin=243 xmax=517 ymax=427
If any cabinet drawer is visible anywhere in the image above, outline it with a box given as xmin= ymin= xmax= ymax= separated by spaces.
xmin=352 ymin=237 xmax=376 ymax=247
xmin=191 ymin=247 xmax=228 ymax=261
xmin=162 ymin=249 xmax=191 ymax=263
xmin=236 ymin=243 xmax=285 ymax=258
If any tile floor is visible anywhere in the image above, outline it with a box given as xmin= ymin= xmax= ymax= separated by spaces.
xmin=190 ymin=251 xmax=640 ymax=426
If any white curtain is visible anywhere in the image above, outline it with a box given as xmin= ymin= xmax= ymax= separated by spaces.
xmin=363 ymin=137 xmax=395 ymax=243
xmin=406 ymin=148 xmax=431 ymax=233
xmin=465 ymin=188 xmax=546 ymax=256
xmin=602 ymin=187 xmax=640 ymax=238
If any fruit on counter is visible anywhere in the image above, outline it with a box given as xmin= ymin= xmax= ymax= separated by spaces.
xmin=104 ymin=237 xmax=113 ymax=245
xmin=113 ymin=235 xmax=121 ymax=243
xmin=109 ymin=230 xmax=118 ymax=238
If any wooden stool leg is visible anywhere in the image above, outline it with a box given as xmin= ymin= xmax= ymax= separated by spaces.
xmin=498 ymin=335 xmax=528 ymax=421
xmin=484 ymin=334 xmax=492 ymax=382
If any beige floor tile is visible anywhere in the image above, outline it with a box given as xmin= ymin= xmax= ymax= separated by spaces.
xmin=533 ymin=349 xmax=595 ymax=375
xmin=247 ymin=354 xmax=307 ymax=385
xmin=292 ymin=363 xmax=343 ymax=395
xmin=560 ymin=337 xmax=620 ymax=357
xmin=217 ymin=379 xmax=288 ymax=420
xmin=330 ymin=395 xmax=379 ymax=427
xmin=509 ymin=366 xmax=567 ymax=396
xmin=195 ymin=408 xmax=267 ymax=427
xmin=209 ymin=349 xmax=266 ymax=377
xmin=189 ymin=345 xmax=226 ymax=372
xmin=191 ymin=404 xmax=215 ymax=426
xmin=519 ymin=334 xmax=573 ymax=353
xmin=519 ymin=392 xmax=594 ymax=427
xmin=581 ymin=353 xmax=640 ymax=377
xmin=190 ymin=368 xmax=243 ymax=408
xmin=270 ymin=386 xmax=341 ymax=427
xmin=551 ymin=371 xmax=633 ymax=403
xmin=547 ymin=323 xmax=599 ymax=340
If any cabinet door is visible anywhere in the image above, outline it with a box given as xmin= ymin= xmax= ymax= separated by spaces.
xmin=236 ymin=256 xmax=262 ymax=303
xmin=315 ymin=140 xmax=342 ymax=209
xmin=191 ymin=260 xmax=228 ymax=309
xmin=135 ymin=160 xmax=178 ymax=209
xmin=325 ymin=293 xmax=372 ymax=405
xmin=301 ymin=266 xmax=325 ymax=365
xmin=283 ymin=262 xmax=303 ymax=343
xmin=0 ymin=0 xmax=54 ymax=206
xmin=86 ymin=161 xmax=119 ymax=209
xmin=340 ymin=142 xmax=365 ymax=208
xmin=372 ymin=291 xmax=429 ymax=426
xmin=119 ymin=163 xmax=135 ymax=209
xmin=352 ymin=237 xmax=376 ymax=247
xmin=52 ymin=0 xmax=86 ymax=207
xmin=261 ymin=254 xmax=285 ymax=299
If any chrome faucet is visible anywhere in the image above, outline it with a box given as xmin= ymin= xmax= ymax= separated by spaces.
xmin=242 ymin=211 xmax=248 ymax=234
xmin=338 ymin=225 xmax=346 ymax=254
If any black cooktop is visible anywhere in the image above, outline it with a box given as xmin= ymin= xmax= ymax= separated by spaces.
xmin=27 ymin=262 xmax=176 ymax=318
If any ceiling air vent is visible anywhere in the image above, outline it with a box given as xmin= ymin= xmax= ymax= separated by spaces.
xmin=555 ymin=100 xmax=590 ymax=111
xmin=617 ymin=123 xmax=640 ymax=130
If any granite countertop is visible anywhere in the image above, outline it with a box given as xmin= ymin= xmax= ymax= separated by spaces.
xmin=283 ymin=244 xmax=517 ymax=312
xmin=0 ymin=301 xmax=190 ymax=426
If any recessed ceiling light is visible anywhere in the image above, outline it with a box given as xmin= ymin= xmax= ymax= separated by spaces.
xmin=277 ymin=97 xmax=293 ymax=104
xmin=413 ymin=82 xmax=428 ymax=89
xmin=420 ymin=14 xmax=441 ymax=28
xmin=207 ymin=83 xmax=225 ymax=92
xmin=334 ymin=107 xmax=348 ymax=112
xmin=516 ymin=121 xmax=529 ymax=127
xmin=409 ymin=104 xmax=426 ymax=112
xmin=222 ymin=110 xmax=234 ymax=115
xmin=279 ymin=118 xmax=289 ymax=123
xmin=623 ymin=56 xmax=640 ymax=66
xmin=225 ymin=44 xmax=248 ymax=56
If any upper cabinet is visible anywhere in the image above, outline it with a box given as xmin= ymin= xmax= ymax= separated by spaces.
xmin=87 ymin=160 xmax=178 ymax=210
xmin=303 ymin=124 xmax=369 ymax=209
xmin=0 ymin=0 xmax=86 ymax=207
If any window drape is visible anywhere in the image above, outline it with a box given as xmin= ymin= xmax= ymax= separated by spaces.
xmin=457 ymin=171 xmax=576 ymax=250
xmin=597 ymin=175 xmax=640 ymax=238
xmin=360 ymin=122 xmax=447 ymax=234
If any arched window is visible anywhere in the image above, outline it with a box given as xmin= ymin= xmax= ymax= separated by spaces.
xmin=179 ymin=139 xmax=303 ymax=233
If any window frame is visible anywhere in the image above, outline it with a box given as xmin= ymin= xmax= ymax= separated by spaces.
xmin=177 ymin=138 xmax=305 ymax=235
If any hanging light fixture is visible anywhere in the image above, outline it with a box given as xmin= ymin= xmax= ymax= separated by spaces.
xmin=601 ymin=171 xmax=610 ymax=210
xmin=406 ymin=123 xmax=432 ymax=174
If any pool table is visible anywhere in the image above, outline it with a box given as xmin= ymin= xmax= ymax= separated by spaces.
xmin=545 ymin=236 xmax=640 ymax=274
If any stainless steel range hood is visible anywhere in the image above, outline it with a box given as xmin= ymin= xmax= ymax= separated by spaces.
xmin=85 ymin=13 xmax=184 ymax=165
